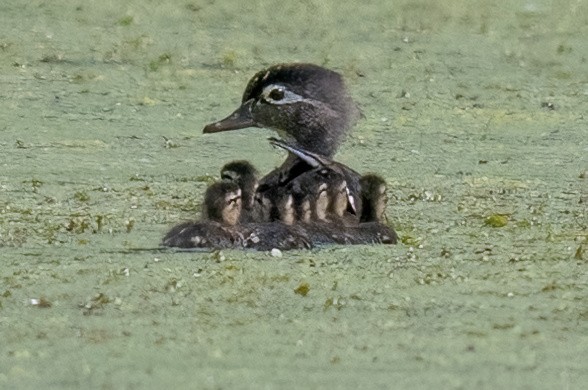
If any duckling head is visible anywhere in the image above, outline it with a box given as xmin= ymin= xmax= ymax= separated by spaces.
xmin=359 ymin=174 xmax=388 ymax=223
xmin=203 ymin=63 xmax=359 ymax=157
xmin=220 ymin=160 xmax=259 ymax=210
xmin=202 ymin=181 xmax=242 ymax=226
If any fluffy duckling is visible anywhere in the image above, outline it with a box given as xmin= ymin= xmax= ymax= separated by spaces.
xmin=220 ymin=160 xmax=259 ymax=212
xmin=162 ymin=177 xmax=396 ymax=249
xmin=359 ymin=174 xmax=388 ymax=223
xmin=201 ymin=181 xmax=242 ymax=226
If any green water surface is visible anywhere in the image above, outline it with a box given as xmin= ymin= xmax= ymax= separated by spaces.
xmin=1 ymin=1 xmax=587 ymax=388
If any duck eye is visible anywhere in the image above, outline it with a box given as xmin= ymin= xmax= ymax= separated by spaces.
xmin=268 ymin=87 xmax=285 ymax=101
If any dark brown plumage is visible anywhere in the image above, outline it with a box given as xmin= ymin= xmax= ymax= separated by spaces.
xmin=163 ymin=63 xmax=397 ymax=250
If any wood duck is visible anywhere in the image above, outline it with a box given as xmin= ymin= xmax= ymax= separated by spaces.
xmin=202 ymin=63 xmax=361 ymax=201
xmin=163 ymin=217 xmax=396 ymax=249
xmin=162 ymin=63 xmax=397 ymax=249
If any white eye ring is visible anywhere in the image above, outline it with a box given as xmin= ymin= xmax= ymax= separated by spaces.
xmin=261 ymin=84 xmax=305 ymax=105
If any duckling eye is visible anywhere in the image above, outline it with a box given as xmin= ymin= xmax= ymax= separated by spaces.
xmin=221 ymin=171 xmax=237 ymax=181
xmin=268 ymin=87 xmax=285 ymax=101
xmin=228 ymin=195 xmax=241 ymax=205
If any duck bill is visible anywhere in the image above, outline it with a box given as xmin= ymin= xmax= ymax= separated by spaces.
xmin=202 ymin=99 xmax=259 ymax=133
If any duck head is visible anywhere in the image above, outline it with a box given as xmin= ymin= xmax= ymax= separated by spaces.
xmin=203 ymin=63 xmax=359 ymax=157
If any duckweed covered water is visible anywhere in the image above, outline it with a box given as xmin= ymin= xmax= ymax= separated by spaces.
xmin=1 ymin=1 xmax=587 ymax=388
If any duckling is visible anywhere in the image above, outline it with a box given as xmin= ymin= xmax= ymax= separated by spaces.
xmin=359 ymin=174 xmax=388 ymax=223
xmin=203 ymin=63 xmax=361 ymax=202
xmin=201 ymin=181 xmax=242 ymax=226
xmin=249 ymin=190 xmax=276 ymax=223
xmin=218 ymin=160 xmax=282 ymax=224
xmin=162 ymin=181 xmax=243 ymax=249
xmin=355 ymin=173 xmax=397 ymax=244
xmin=220 ymin=160 xmax=259 ymax=213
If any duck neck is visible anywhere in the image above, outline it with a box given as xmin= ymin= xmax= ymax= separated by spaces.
xmin=277 ymin=126 xmax=339 ymax=158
